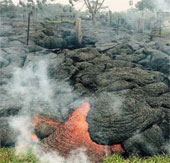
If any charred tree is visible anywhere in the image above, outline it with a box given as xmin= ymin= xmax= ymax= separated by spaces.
xmin=70 ymin=0 xmax=106 ymax=25
xmin=26 ymin=12 xmax=31 ymax=45
xmin=109 ymin=10 xmax=112 ymax=25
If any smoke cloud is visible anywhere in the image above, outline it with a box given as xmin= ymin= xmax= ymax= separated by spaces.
xmin=7 ymin=58 xmax=90 ymax=163
xmin=154 ymin=0 xmax=170 ymax=11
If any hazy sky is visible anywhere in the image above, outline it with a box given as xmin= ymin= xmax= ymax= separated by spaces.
xmin=10 ymin=0 xmax=141 ymax=12
xmin=59 ymin=0 xmax=141 ymax=12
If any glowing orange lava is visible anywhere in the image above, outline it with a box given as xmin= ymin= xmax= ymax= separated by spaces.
xmin=34 ymin=102 xmax=125 ymax=162
xmin=32 ymin=134 xmax=39 ymax=143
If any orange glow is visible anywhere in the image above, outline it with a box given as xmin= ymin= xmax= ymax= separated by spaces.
xmin=34 ymin=102 xmax=125 ymax=162
xmin=65 ymin=102 xmax=90 ymax=133
xmin=111 ymin=144 xmax=125 ymax=153
xmin=32 ymin=134 xmax=39 ymax=143
xmin=33 ymin=117 xmax=61 ymax=128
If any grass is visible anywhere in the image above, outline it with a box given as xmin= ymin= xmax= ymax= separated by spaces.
xmin=144 ymin=29 xmax=170 ymax=37
xmin=1 ymin=148 xmax=170 ymax=163
xmin=0 ymin=148 xmax=38 ymax=163
xmin=45 ymin=19 xmax=75 ymax=24
xmin=103 ymin=154 xmax=170 ymax=163
xmin=161 ymin=29 xmax=170 ymax=36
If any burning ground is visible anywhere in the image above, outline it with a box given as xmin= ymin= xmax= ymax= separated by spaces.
xmin=1 ymin=16 xmax=170 ymax=163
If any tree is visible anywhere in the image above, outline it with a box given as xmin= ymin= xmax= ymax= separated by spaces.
xmin=135 ymin=0 xmax=156 ymax=11
xmin=0 ymin=0 xmax=13 ymax=6
xmin=75 ymin=18 xmax=82 ymax=46
xmin=136 ymin=0 xmax=170 ymax=11
xmin=70 ymin=0 xmax=106 ymax=24
xmin=0 ymin=0 xmax=14 ymax=13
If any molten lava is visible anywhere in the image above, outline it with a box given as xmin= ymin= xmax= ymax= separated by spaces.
xmin=34 ymin=102 xmax=125 ymax=162
xmin=32 ymin=134 xmax=39 ymax=143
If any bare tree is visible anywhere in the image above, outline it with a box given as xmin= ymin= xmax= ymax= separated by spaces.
xmin=0 ymin=0 xmax=14 ymax=13
xmin=70 ymin=0 xmax=106 ymax=24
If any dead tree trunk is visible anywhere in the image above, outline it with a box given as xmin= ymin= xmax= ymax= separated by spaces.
xmin=116 ymin=18 xmax=120 ymax=35
xmin=138 ymin=18 xmax=144 ymax=33
xmin=109 ymin=10 xmax=112 ymax=25
xmin=92 ymin=13 xmax=96 ymax=25
xmin=26 ymin=12 xmax=31 ymax=45
xmin=75 ymin=18 xmax=82 ymax=46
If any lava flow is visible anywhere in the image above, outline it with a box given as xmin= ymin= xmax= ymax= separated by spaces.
xmin=32 ymin=134 xmax=39 ymax=143
xmin=34 ymin=102 xmax=125 ymax=162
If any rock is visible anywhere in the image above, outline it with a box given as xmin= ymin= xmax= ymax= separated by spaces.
xmin=82 ymin=35 xmax=97 ymax=46
xmin=106 ymin=43 xmax=134 ymax=56
xmin=87 ymin=91 xmax=164 ymax=145
xmin=143 ymin=82 xmax=169 ymax=97
xmin=35 ymin=121 xmax=56 ymax=139
xmin=138 ymin=48 xmax=170 ymax=75
xmin=1 ymin=17 xmax=170 ymax=158
xmin=123 ymin=124 xmax=167 ymax=156
xmin=0 ymin=118 xmax=16 ymax=147
xmin=157 ymin=41 xmax=170 ymax=56
xmin=37 ymin=36 xmax=64 ymax=49
xmin=0 ymin=22 xmax=13 ymax=37
xmin=95 ymin=42 xmax=117 ymax=52
xmin=60 ymin=47 xmax=170 ymax=156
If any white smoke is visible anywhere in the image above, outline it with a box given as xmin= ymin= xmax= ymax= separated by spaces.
xmin=109 ymin=94 xmax=123 ymax=116
xmin=9 ymin=114 xmax=91 ymax=163
xmin=9 ymin=116 xmax=36 ymax=155
xmin=154 ymin=0 xmax=170 ymax=11
xmin=38 ymin=148 xmax=90 ymax=163
xmin=9 ymin=60 xmax=53 ymax=112
xmin=95 ymin=92 xmax=124 ymax=116
xmin=8 ymin=58 xmax=90 ymax=163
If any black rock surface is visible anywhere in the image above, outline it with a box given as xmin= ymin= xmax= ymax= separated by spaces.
xmin=1 ymin=18 xmax=170 ymax=157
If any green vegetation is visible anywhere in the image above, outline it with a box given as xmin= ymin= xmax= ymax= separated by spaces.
xmin=103 ymin=154 xmax=170 ymax=163
xmin=136 ymin=0 xmax=170 ymax=11
xmin=161 ymin=29 xmax=170 ymax=37
xmin=1 ymin=148 xmax=170 ymax=163
xmin=143 ymin=28 xmax=170 ymax=37
xmin=0 ymin=148 xmax=38 ymax=163
xmin=45 ymin=19 xmax=75 ymax=24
